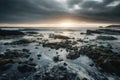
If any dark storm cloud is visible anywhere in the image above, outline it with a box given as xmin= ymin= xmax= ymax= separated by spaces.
xmin=0 ymin=0 xmax=67 ymax=23
xmin=77 ymin=0 xmax=120 ymax=23
xmin=0 ymin=0 xmax=120 ymax=23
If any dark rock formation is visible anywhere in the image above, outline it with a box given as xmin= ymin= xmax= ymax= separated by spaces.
xmin=17 ymin=64 xmax=36 ymax=73
xmin=106 ymin=25 xmax=120 ymax=28
xmin=0 ymin=29 xmax=24 ymax=36
xmin=66 ymin=51 xmax=80 ymax=60
xmin=87 ymin=29 xmax=120 ymax=35
xmin=53 ymin=55 xmax=63 ymax=62
xmin=0 ymin=49 xmax=31 ymax=72
xmin=11 ymin=39 xmax=32 ymax=45
xmin=96 ymin=36 xmax=117 ymax=40
xmin=49 ymin=34 xmax=71 ymax=39
xmin=79 ymin=45 xmax=120 ymax=76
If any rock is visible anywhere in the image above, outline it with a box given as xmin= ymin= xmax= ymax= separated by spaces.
xmin=33 ymin=63 xmax=78 ymax=80
xmin=87 ymin=28 xmax=120 ymax=35
xmin=0 ymin=64 xmax=12 ymax=72
xmin=0 ymin=59 xmax=14 ymax=65
xmin=29 ymin=58 xmax=34 ymax=61
xmin=37 ymin=57 xmax=40 ymax=60
xmin=0 ymin=49 xmax=33 ymax=72
xmin=59 ymin=65 xmax=67 ymax=71
xmin=77 ymin=39 xmax=83 ymax=42
xmin=43 ymin=41 xmax=68 ymax=50
xmin=37 ymin=54 xmax=41 ymax=57
xmin=0 ymin=29 xmax=24 ymax=36
xmin=39 ymin=34 xmax=44 ymax=37
xmin=11 ymin=39 xmax=32 ymax=45
xmin=67 ymin=51 xmax=80 ymax=60
xmin=28 ymin=63 xmax=36 ymax=66
xmin=25 ymin=54 xmax=30 ymax=58
xmin=56 ymin=52 xmax=58 ymax=54
xmin=96 ymin=36 xmax=117 ymax=40
xmin=89 ymin=63 xmax=94 ymax=67
xmin=82 ymin=78 xmax=88 ymax=80
xmin=17 ymin=64 xmax=36 ymax=73
xmin=26 ymin=32 xmax=38 ymax=34
xmin=80 ymin=32 xmax=86 ymax=35
xmin=22 ymin=49 xmax=30 ymax=53
xmin=63 ymin=62 xmax=67 ymax=66
xmin=49 ymin=34 xmax=71 ymax=39
xmin=87 ymin=30 xmax=101 ymax=34
xmin=33 ymin=74 xmax=41 ymax=80
xmin=3 ymin=49 xmax=31 ymax=59
xmin=53 ymin=55 xmax=63 ymax=62
xmin=35 ymin=47 xmax=38 ymax=49
xmin=106 ymin=25 xmax=120 ymax=28
xmin=0 ymin=77 xmax=8 ymax=80
xmin=79 ymin=45 xmax=120 ymax=76
xmin=99 ymin=60 xmax=120 ymax=75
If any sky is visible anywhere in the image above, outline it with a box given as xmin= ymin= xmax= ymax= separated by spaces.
xmin=0 ymin=0 xmax=120 ymax=27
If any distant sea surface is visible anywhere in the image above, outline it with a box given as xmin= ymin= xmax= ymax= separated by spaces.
xmin=0 ymin=27 xmax=99 ymax=31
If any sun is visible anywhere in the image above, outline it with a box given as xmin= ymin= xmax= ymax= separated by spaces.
xmin=60 ymin=22 xmax=74 ymax=27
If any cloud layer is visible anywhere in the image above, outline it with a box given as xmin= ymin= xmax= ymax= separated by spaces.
xmin=0 ymin=0 xmax=120 ymax=23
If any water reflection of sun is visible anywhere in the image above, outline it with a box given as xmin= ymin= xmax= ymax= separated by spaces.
xmin=62 ymin=32 xmax=71 ymax=36
xmin=60 ymin=22 xmax=75 ymax=28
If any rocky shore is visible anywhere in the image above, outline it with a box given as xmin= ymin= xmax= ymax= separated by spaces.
xmin=0 ymin=26 xmax=120 ymax=80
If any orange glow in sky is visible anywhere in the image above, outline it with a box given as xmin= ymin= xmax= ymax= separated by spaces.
xmin=0 ymin=19 xmax=113 ymax=27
